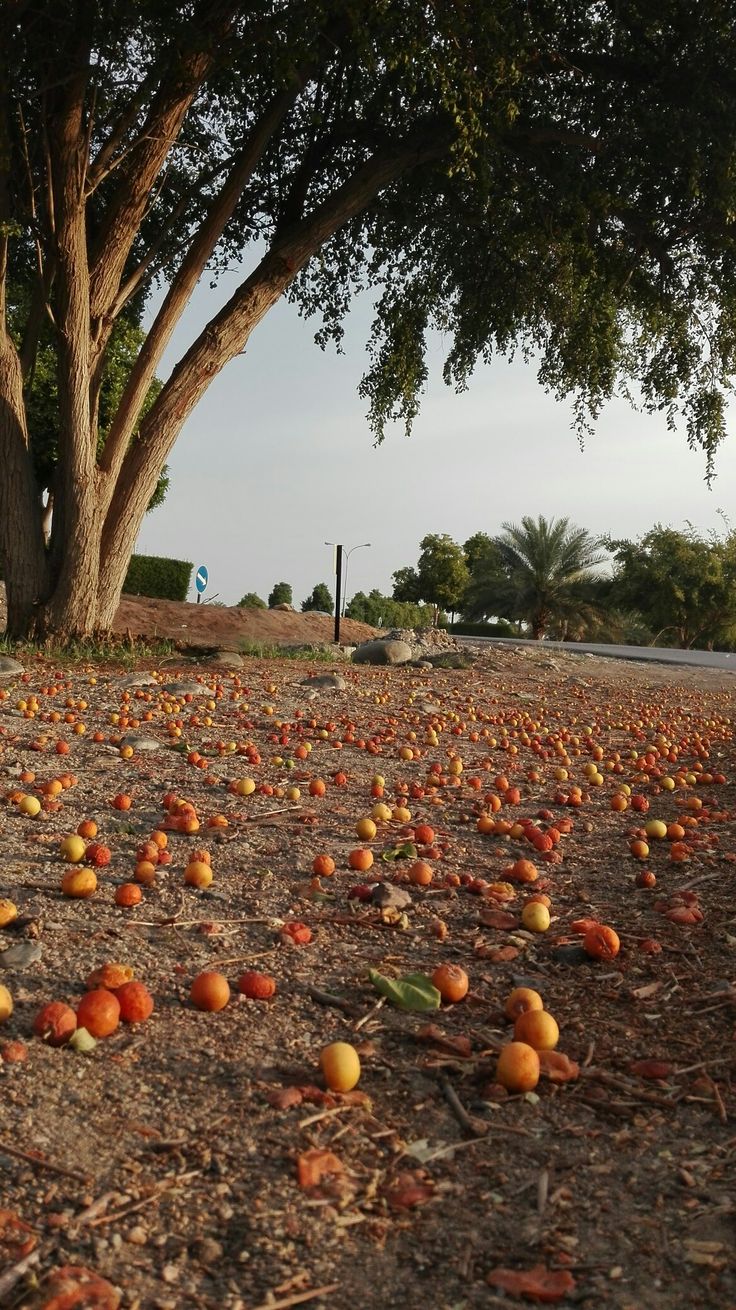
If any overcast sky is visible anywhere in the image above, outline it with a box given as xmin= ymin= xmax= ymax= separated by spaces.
xmin=134 ymin=269 xmax=736 ymax=609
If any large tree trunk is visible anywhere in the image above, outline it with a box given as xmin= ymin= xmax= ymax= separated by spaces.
xmin=0 ymin=344 xmax=48 ymax=638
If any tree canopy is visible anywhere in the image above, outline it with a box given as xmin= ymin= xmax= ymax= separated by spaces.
xmin=268 ymin=582 xmax=293 ymax=608
xmin=393 ymin=534 xmax=470 ymax=617
xmin=238 ymin=592 xmax=267 ymax=610
xmin=4 ymin=2 xmax=736 ymax=637
xmin=301 ymin=582 xmax=334 ymax=614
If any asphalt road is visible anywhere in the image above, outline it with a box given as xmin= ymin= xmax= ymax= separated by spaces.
xmin=454 ymin=634 xmax=736 ymax=672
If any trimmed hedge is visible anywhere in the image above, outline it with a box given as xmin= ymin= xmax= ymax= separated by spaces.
xmin=443 ymin=620 xmax=515 ymax=638
xmin=123 ymin=554 xmax=193 ymax=602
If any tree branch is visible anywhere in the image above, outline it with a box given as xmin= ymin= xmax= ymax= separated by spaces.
xmin=98 ymin=120 xmax=453 ymax=596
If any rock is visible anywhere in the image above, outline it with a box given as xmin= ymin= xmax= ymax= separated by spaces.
xmin=0 ymin=656 xmax=24 ymax=680
xmin=372 ymin=884 xmax=412 ymax=910
xmin=191 ymin=1237 xmax=224 ymax=1264
xmin=550 ymin=944 xmax=590 ymax=967
xmin=0 ymin=940 xmax=43 ymax=969
xmin=271 ymin=602 xmax=294 ymax=612
xmin=299 ymin=673 xmax=346 ymax=691
xmin=162 ymin=682 xmax=213 ymax=697
xmin=210 ymin=651 xmax=244 ymax=667
xmin=121 ymin=734 xmax=164 ymax=752
xmin=119 ymin=672 xmax=158 ymax=688
xmin=352 ymin=639 xmax=413 ymax=666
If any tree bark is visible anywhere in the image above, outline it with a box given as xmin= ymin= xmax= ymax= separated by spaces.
xmin=0 ymin=343 xmax=48 ymax=636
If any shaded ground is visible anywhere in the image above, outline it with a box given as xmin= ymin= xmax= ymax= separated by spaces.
xmin=0 ymin=643 xmax=734 ymax=1310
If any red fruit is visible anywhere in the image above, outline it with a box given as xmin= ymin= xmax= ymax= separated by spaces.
xmin=85 ymin=842 xmax=111 ymax=867
xmin=238 ymin=971 xmax=277 ymax=1000
xmin=33 ymin=1001 xmax=77 ymax=1047
xmin=76 ymin=989 xmax=121 ymax=1038
xmin=279 ymin=921 xmax=312 ymax=945
xmin=1 ymin=1039 xmax=28 ymax=1063
xmin=116 ymin=981 xmax=154 ymax=1023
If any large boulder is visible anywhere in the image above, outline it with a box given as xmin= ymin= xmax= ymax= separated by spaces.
xmin=352 ymin=639 xmax=413 ymax=666
xmin=0 ymin=656 xmax=24 ymax=680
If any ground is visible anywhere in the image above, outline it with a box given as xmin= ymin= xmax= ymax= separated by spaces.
xmin=0 ymin=639 xmax=734 ymax=1310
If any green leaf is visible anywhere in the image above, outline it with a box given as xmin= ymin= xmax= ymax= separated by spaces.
xmin=368 ymin=969 xmax=441 ymax=1011
xmin=381 ymin=841 xmax=418 ymax=862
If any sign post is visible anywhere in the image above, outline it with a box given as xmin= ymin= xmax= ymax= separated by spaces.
xmin=334 ymin=545 xmax=343 ymax=643
xmin=195 ymin=565 xmax=209 ymax=603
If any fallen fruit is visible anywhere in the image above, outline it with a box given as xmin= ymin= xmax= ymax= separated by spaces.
xmin=0 ymin=898 xmax=17 ymax=928
xmin=33 ymin=1001 xmax=77 ymax=1046
xmin=431 ymin=963 xmax=469 ymax=1003
xmin=513 ymin=1008 xmax=559 ymax=1050
xmin=496 ymin=1041 xmax=540 ymax=1092
xmin=320 ymin=1040 xmax=361 ymax=1092
xmin=237 ymin=971 xmax=276 ymax=1000
xmin=76 ymin=989 xmax=121 ymax=1038
xmin=504 ymin=987 xmax=544 ymax=1021
xmin=583 ymin=923 xmax=621 ymax=960
xmin=59 ymin=834 xmax=86 ymax=863
xmin=190 ymin=970 xmax=230 ymax=1012
xmin=61 ymin=867 xmax=97 ymax=898
xmin=116 ymin=981 xmax=154 ymax=1023
xmin=0 ymin=984 xmax=13 ymax=1023
xmin=520 ymin=901 xmax=551 ymax=933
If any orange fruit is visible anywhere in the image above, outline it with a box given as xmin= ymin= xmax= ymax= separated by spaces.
xmin=431 ymin=963 xmax=469 ymax=1003
xmin=190 ymin=970 xmax=230 ymax=1012
xmin=312 ymin=854 xmax=336 ymax=877
xmin=185 ymin=860 xmax=213 ymax=888
xmin=504 ymin=987 xmax=544 ymax=1021
xmin=514 ymin=1009 xmax=559 ymax=1050
xmin=408 ymin=859 xmax=433 ymax=886
xmin=583 ymin=923 xmax=620 ymax=960
xmin=506 ymin=859 xmax=538 ymax=883
xmin=320 ymin=1041 xmax=361 ymax=1092
xmin=237 ymin=971 xmax=276 ymax=1000
xmin=348 ymin=848 xmax=373 ymax=872
xmin=496 ymin=1041 xmax=540 ymax=1092
xmin=86 ymin=963 xmax=134 ymax=991
xmin=114 ymin=882 xmax=142 ymax=907
xmin=33 ymin=1001 xmax=77 ymax=1046
xmin=116 ymin=981 xmax=154 ymax=1023
xmin=76 ymin=989 xmax=120 ymax=1038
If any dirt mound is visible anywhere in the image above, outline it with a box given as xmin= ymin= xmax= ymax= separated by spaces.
xmin=0 ymin=585 xmax=377 ymax=649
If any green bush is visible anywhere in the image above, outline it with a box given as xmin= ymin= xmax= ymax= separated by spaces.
xmin=123 ymin=554 xmax=193 ymax=601
xmin=443 ymin=620 xmax=515 ymax=638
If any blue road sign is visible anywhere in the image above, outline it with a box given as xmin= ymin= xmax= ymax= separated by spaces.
xmin=195 ymin=565 xmax=209 ymax=594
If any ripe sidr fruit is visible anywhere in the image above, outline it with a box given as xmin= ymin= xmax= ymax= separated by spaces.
xmin=238 ymin=971 xmax=276 ymax=1000
xmin=60 ymin=834 xmax=86 ymax=863
xmin=190 ymin=970 xmax=230 ymax=1012
xmin=496 ymin=1041 xmax=540 ymax=1092
xmin=76 ymin=989 xmax=121 ymax=1038
xmin=583 ymin=923 xmax=621 ymax=961
xmin=116 ymin=981 xmax=154 ymax=1023
xmin=61 ymin=867 xmax=97 ymax=898
xmin=33 ymin=1001 xmax=77 ymax=1046
xmin=431 ymin=963 xmax=469 ymax=1003
xmin=0 ymin=985 xmax=13 ymax=1023
xmin=504 ymin=987 xmax=544 ymax=1021
xmin=521 ymin=901 xmax=551 ymax=933
xmin=514 ymin=1009 xmax=559 ymax=1050
xmin=320 ymin=1041 xmax=361 ymax=1092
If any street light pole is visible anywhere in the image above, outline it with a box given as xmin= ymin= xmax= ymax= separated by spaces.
xmin=341 ymin=542 xmax=371 ymax=616
xmin=325 ymin=542 xmax=344 ymax=643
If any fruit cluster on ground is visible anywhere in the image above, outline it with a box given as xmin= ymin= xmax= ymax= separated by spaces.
xmin=0 ymin=644 xmax=733 ymax=1309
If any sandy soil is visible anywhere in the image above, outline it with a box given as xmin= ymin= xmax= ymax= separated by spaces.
xmin=0 ymin=643 xmax=734 ymax=1310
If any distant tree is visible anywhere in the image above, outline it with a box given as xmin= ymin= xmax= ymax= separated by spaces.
xmin=463 ymin=532 xmax=496 ymax=574
xmin=391 ymin=567 xmax=421 ymax=604
xmin=393 ymin=535 xmax=469 ymax=622
xmin=347 ymin=589 xmax=436 ymax=629
xmin=607 ymin=525 xmax=736 ymax=649
xmin=268 ymin=582 xmax=293 ymax=608
xmin=466 ymin=516 xmax=606 ymax=639
xmin=302 ymin=583 xmax=334 ymax=614
xmin=238 ymin=592 xmax=267 ymax=609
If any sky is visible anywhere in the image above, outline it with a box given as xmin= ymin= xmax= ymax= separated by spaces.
xmin=134 ymin=267 xmax=736 ymax=609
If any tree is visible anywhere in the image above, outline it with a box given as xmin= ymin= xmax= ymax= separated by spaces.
xmin=463 ymin=533 xmax=496 ymax=575
xmin=391 ymin=567 xmax=421 ymax=605
xmin=404 ymin=534 xmax=470 ymax=620
xmin=268 ymin=582 xmax=293 ymax=608
xmin=4 ymin=4 xmax=736 ymax=637
xmin=607 ymin=526 xmax=736 ymax=649
xmin=347 ymin=589 xmax=433 ymax=629
xmin=466 ymin=516 xmax=606 ymax=639
xmin=238 ymin=592 xmax=266 ymax=609
xmin=301 ymin=583 xmax=334 ymax=614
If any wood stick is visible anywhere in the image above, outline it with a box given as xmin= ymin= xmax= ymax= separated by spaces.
xmin=0 ymin=1248 xmax=41 ymax=1301
xmin=0 ymin=1137 xmax=91 ymax=1184
xmin=305 ymin=985 xmax=360 ymax=1017
xmin=250 ymin=1283 xmax=340 ymax=1310
xmin=88 ymin=1170 xmax=201 ymax=1228
xmin=439 ymin=1077 xmax=488 ymax=1137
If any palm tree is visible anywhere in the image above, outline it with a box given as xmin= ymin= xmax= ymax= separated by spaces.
xmin=466 ymin=515 xmax=607 ymax=639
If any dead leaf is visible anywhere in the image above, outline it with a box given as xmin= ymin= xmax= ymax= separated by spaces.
xmin=0 ymin=1208 xmax=36 ymax=1263
xmin=335 ymin=1089 xmax=372 ymax=1108
xmin=384 ymin=1171 xmax=435 ymax=1209
xmin=296 ymin=1149 xmax=343 ymax=1189
xmin=665 ymin=906 xmax=703 ymax=925
xmin=487 ymin=1264 xmax=576 ymax=1302
xmin=40 ymin=1264 xmax=120 ymax=1310
xmin=538 ymin=1051 xmax=580 ymax=1083
xmin=629 ymin=980 xmax=663 ymax=1000
xmin=475 ymin=944 xmax=520 ymax=962
xmin=478 ymin=908 xmax=519 ymax=930
xmin=266 ymin=1086 xmax=304 ymax=1110
xmin=417 ymin=1024 xmax=473 ymax=1059
xmin=629 ymin=1060 xmax=674 ymax=1080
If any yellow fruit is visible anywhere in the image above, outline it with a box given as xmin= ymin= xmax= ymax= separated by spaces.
xmin=0 ymin=985 xmax=13 ymax=1023
xmin=18 ymin=794 xmax=41 ymax=817
xmin=371 ymin=802 xmax=392 ymax=822
xmin=234 ymin=778 xmax=256 ymax=796
xmin=60 ymin=834 xmax=87 ymax=863
xmin=644 ymin=819 xmax=668 ymax=840
xmin=0 ymin=898 xmax=18 ymax=928
xmin=514 ymin=1009 xmax=559 ymax=1050
xmin=61 ymin=867 xmax=97 ymax=898
xmin=521 ymin=902 xmax=551 ymax=933
xmin=496 ymin=1041 xmax=540 ymax=1092
xmin=184 ymin=861 xmax=213 ymax=889
xmin=355 ymin=817 xmax=377 ymax=841
xmin=319 ymin=1041 xmax=361 ymax=1092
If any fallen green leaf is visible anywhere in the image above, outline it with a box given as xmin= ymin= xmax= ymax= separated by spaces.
xmin=368 ymin=969 xmax=441 ymax=1011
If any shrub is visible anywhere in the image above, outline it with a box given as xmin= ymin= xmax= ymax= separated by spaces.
xmin=238 ymin=592 xmax=267 ymax=609
xmin=123 ymin=554 xmax=192 ymax=601
xmin=443 ymin=620 xmax=515 ymax=637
